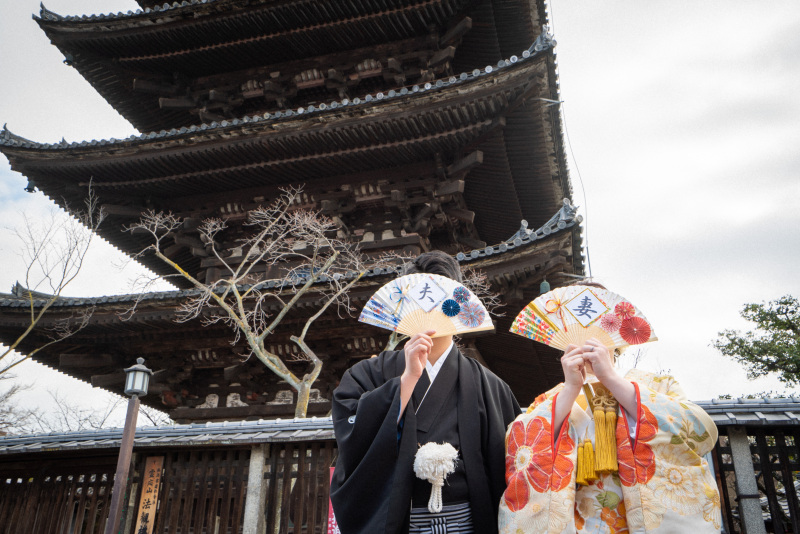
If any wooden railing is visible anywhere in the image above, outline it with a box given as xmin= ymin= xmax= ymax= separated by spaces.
xmin=713 ymin=426 xmax=800 ymax=534
xmin=0 ymin=456 xmax=117 ymax=534
xmin=2 ymin=399 xmax=799 ymax=533
xmin=0 ymin=441 xmax=336 ymax=534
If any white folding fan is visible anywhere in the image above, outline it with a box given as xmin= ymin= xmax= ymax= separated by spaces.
xmin=359 ymin=273 xmax=494 ymax=338
xmin=510 ymin=285 xmax=657 ymax=350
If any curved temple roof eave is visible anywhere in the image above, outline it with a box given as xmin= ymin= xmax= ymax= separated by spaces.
xmin=37 ymin=0 xmax=459 ymax=25
xmin=37 ymin=0 xmax=255 ymax=24
xmin=0 ymin=201 xmax=582 ymax=311
xmin=0 ymin=42 xmax=555 ymax=153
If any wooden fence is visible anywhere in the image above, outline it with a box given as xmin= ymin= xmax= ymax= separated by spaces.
xmin=0 ymin=455 xmax=117 ymax=534
xmin=2 ymin=401 xmax=799 ymax=534
xmin=0 ymin=441 xmax=336 ymax=534
xmin=713 ymin=425 xmax=800 ymax=534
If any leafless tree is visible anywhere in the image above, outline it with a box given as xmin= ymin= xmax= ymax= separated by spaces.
xmin=0 ymin=377 xmax=33 ymax=435
xmin=26 ymin=390 xmax=124 ymax=433
xmin=0 ymin=188 xmax=103 ymax=376
xmin=127 ymin=187 xmax=388 ymax=418
xmin=21 ymin=390 xmax=172 ymax=434
xmin=138 ymin=404 xmax=173 ymax=427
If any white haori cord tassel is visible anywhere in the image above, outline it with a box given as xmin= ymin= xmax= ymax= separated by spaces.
xmin=413 ymin=442 xmax=459 ymax=514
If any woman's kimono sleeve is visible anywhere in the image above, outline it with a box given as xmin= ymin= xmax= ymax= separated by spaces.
xmin=498 ymin=386 xmax=582 ymax=534
xmin=620 ymin=370 xmax=721 ymax=533
xmin=329 ymin=352 xmax=408 ymax=534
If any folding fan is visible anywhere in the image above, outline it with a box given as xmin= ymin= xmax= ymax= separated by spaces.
xmin=359 ymin=273 xmax=494 ymax=338
xmin=510 ymin=285 xmax=657 ymax=350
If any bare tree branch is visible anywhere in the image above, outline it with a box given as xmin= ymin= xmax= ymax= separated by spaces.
xmin=1 ymin=186 xmax=103 ymax=373
xmin=126 ymin=186 xmax=391 ymax=417
xmin=0 ymin=378 xmax=34 ymax=435
xmin=25 ymin=390 xmax=124 ymax=433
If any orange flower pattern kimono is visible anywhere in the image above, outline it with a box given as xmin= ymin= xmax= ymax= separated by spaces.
xmin=499 ymin=370 xmax=721 ymax=534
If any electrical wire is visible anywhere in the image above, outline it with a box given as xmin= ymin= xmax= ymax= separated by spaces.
xmin=546 ymin=1 xmax=593 ymax=279
xmin=561 ymin=105 xmax=592 ymax=279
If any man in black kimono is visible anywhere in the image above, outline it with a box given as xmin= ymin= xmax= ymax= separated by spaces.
xmin=331 ymin=251 xmax=521 ymax=534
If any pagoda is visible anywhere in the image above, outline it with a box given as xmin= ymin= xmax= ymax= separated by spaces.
xmin=0 ymin=0 xmax=583 ymax=422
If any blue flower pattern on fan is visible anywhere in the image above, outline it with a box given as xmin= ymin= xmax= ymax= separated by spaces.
xmin=359 ymin=301 xmax=400 ymax=328
xmin=441 ymin=299 xmax=461 ymax=317
xmin=452 ymin=286 xmax=470 ymax=304
xmin=458 ymin=301 xmax=485 ymax=328
xmin=389 ymin=281 xmax=411 ymax=316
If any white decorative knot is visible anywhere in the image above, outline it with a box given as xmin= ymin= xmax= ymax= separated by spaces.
xmin=413 ymin=442 xmax=459 ymax=513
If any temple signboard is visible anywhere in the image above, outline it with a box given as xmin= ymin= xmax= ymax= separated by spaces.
xmin=134 ymin=456 xmax=164 ymax=534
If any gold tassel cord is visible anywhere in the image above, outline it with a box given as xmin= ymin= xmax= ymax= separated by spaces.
xmin=576 ymin=384 xmax=600 ymax=485
xmin=576 ymin=438 xmax=598 ymax=486
xmin=591 ymin=385 xmax=619 ymax=474
xmin=576 ymin=441 xmax=587 ymax=486
xmin=584 ymin=439 xmax=597 ymax=483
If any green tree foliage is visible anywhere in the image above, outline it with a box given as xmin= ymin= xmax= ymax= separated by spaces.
xmin=713 ymin=295 xmax=800 ymax=386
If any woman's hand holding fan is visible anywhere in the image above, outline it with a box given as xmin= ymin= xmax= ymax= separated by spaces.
xmin=561 ymin=344 xmax=587 ymax=388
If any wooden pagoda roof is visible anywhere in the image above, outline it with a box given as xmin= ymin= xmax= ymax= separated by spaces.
xmin=0 ymin=215 xmax=583 ymax=420
xmin=1 ymin=48 xmax=570 ymax=287
xmin=35 ymin=0 xmax=548 ymax=132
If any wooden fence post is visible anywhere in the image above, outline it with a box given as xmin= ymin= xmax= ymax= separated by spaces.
xmin=728 ymin=427 xmax=766 ymax=534
xmin=243 ymin=444 xmax=268 ymax=534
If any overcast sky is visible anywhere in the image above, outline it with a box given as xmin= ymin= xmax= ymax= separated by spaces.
xmin=1 ymin=0 xmax=798 ymax=425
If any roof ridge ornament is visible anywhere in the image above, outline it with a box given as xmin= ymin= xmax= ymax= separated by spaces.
xmin=546 ymin=197 xmax=581 ymax=233
xmin=504 ymin=198 xmax=580 ymax=244
xmin=38 ymin=3 xmax=62 ymax=21
xmin=529 ymin=24 xmax=556 ymax=54
xmin=505 ymin=220 xmax=532 ymax=244
xmin=11 ymin=282 xmax=55 ymax=300
xmin=458 ymin=200 xmax=582 ymax=262
xmin=0 ymin=125 xmax=36 ymax=146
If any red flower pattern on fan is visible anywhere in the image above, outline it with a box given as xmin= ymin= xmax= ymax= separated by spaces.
xmin=614 ymin=301 xmax=636 ymax=320
xmin=619 ymin=316 xmax=651 ymax=345
xmin=600 ymin=312 xmax=622 ymax=333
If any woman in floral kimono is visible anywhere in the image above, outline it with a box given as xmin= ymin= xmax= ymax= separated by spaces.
xmin=498 ymin=338 xmax=722 ymax=533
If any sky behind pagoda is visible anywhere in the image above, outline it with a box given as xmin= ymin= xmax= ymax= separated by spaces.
xmin=1 ymin=0 xmax=799 ymax=424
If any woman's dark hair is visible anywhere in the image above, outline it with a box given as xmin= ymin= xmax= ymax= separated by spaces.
xmin=401 ymin=250 xmax=463 ymax=283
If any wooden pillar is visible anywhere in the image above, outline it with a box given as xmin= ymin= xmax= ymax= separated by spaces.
xmin=242 ymin=444 xmax=268 ymax=534
xmin=122 ymin=453 xmax=139 ymax=534
xmin=104 ymin=394 xmax=140 ymax=534
xmin=728 ymin=427 xmax=766 ymax=534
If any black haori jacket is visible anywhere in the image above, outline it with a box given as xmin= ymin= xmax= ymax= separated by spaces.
xmin=331 ymin=346 xmax=520 ymax=534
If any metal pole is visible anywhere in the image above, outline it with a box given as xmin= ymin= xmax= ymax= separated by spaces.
xmin=104 ymin=394 xmax=140 ymax=534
